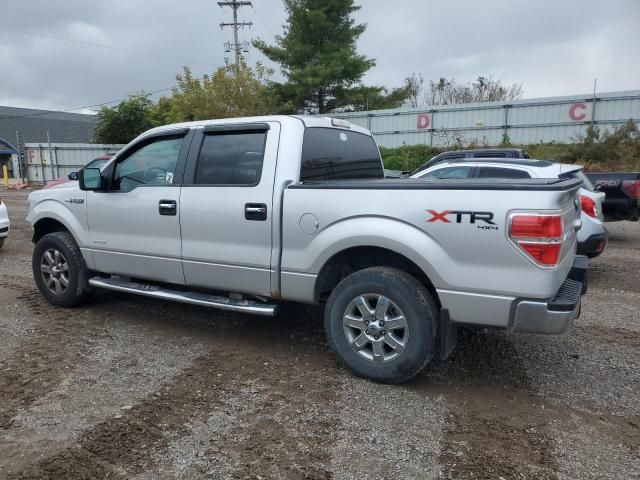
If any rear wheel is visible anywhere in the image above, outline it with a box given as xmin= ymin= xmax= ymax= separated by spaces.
xmin=324 ymin=267 xmax=437 ymax=384
xmin=32 ymin=232 xmax=92 ymax=307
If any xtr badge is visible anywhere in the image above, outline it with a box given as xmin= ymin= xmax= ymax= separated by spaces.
xmin=426 ymin=209 xmax=498 ymax=230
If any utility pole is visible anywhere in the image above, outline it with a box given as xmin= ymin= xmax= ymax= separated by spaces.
xmin=218 ymin=0 xmax=253 ymax=66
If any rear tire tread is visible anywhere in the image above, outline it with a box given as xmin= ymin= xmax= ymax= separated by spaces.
xmin=324 ymin=266 xmax=438 ymax=384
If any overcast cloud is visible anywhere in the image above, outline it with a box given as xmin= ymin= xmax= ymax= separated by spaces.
xmin=1 ymin=0 xmax=639 ymax=112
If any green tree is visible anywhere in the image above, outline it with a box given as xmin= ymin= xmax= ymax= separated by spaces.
xmin=165 ymin=62 xmax=277 ymax=122
xmin=93 ymin=94 xmax=158 ymax=144
xmin=344 ymin=85 xmax=410 ymax=112
xmin=253 ymin=0 xmax=378 ymax=114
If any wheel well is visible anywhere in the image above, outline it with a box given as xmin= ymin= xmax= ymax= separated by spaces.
xmin=33 ymin=218 xmax=70 ymax=243
xmin=314 ymin=246 xmax=439 ymax=305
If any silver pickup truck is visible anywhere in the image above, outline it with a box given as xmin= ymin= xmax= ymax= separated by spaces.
xmin=27 ymin=115 xmax=588 ymax=383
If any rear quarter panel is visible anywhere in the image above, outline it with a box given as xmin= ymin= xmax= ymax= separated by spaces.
xmin=281 ymin=182 xmax=580 ymax=306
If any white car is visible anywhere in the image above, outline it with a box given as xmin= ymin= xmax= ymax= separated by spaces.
xmin=0 ymin=197 xmax=9 ymax=249
xmin=411 ymin=159 xmax=608 ymax=258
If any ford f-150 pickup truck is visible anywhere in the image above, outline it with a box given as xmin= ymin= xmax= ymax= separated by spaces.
xmin=27 ymin=116 xmax=588 ymax=383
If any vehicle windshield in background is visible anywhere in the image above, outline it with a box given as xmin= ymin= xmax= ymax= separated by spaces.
xmin=300 ymin=128 xmax=383 ymax=181
xmin=85 ymin=158 xmax=109 ymax=170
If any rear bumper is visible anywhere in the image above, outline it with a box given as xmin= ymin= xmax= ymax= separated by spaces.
xmin=511 ymin=255 xmax=588 ymax=334
xmin=577 ymin=230 xmax=608 ymax=258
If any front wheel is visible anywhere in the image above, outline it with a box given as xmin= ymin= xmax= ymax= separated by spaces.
xmin=324 ymin=267 xmax=437 ymax=384
xmin=32 ymin=232 xmax=92 ymax=307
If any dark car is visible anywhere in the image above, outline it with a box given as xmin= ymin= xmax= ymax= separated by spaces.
xmin=585 ymin=172 xmax=640 ymax=221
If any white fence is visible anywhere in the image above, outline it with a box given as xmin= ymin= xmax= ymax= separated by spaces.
xmin=25 ymin=143 xmax=124 ymax=184
xmin=330 ymin=90 xmax=640 ymax=148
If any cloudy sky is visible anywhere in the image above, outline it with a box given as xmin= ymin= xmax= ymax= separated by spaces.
xmin=1 ymin=0 xmax=639 ymax=112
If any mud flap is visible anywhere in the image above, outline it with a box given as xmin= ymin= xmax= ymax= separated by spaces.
xmin=439 ymin=309 xmax=457 ymax=360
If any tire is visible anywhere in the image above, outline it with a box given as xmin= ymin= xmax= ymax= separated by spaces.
xmin=32 ymin=231 xmax=92 ymax=307
xmin=324 ymin=266 xmax=437 ymax=384
xmin=0 ymin=237 xmax=4 ymax=249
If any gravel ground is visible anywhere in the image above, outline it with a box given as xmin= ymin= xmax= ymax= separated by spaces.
xmin=0 ymin=188 xmax=638 ymax=479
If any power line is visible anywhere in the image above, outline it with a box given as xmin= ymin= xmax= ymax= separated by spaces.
xmin=0 ymin=85 xmax=177 ymax=121
xmin=251 ymin=4 xmax=278 ymax=39
xmin=4 ymin=27 xmax=213 ymax=67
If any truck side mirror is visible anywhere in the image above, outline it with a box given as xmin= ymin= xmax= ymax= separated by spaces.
xmin=68 ymin=171 xmax=79 ymax=181
xmin=79 ymin=168 xmax=104 ymax=191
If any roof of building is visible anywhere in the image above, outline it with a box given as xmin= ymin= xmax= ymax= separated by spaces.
xmin=0 ymin=137 xmax=17 ymax=155
xmin=0 ymin=106 xmax=97 ymax=144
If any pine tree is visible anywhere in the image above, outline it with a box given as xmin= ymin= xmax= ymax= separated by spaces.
xmin=253 ymin=0 xmax=376 ymax=114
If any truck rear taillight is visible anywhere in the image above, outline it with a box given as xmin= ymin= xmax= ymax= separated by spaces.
xmin=580 ymin=195 xmax=598 ymax=218
xmin=510 ymin=215 xmax=562 ymax=238
xmin=509 ymin=214 xmax=563 ymax=267
xmin=622 ymin=180 xmax=640 ymax=199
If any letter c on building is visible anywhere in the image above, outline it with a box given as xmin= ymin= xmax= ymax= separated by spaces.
xmin=569 ymin=103 xmax=587 ymax=121
xmin=417 ymin=113 xmax=430 ymax=129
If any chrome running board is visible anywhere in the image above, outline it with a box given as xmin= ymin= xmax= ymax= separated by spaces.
xmin=88 ymin=277 xmax=277 ymax=316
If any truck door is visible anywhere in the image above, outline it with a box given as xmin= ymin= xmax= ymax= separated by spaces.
xmin=179 ymin=122 xmax=280 ymax=297
xmin=85 ymin=129 xmax=192 ymax=285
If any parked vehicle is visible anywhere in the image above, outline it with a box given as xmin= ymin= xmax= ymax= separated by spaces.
xmin=0 ymin=197 xmax=9 ymax=249
xmin=409 ymin=148 xmax=530 ymax=177
xmin=585 ymin=172 xmax=640 ymax=222
xmin=412 ymin=159 xmax=608 ymax=258
xmin=27 ymin=116 xmax=587 ymax=383
xmin=43 ymin=155 xmax=114 ymax=189
xmin=384 ymin=148 xmax=530 ymax=178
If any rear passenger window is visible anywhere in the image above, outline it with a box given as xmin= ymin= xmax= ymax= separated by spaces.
xmin=477 ymin=167 xmax=531 ymax=179
xmin=301 ymin=128 xmax=383 ymax=181
xmin=422 ymin=166 xmax=472 ymax=179
xmin=195 ymin=132 xmax=267 ymax=185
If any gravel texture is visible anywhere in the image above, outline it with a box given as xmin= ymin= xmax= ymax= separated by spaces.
xmin=0 ymin=188 xmax=638 ymax=479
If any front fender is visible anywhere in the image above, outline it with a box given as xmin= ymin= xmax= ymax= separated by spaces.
xmin=28 ymin=198 xmax=89 ymax=247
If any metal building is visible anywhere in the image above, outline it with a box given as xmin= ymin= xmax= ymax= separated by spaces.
xmin=330 ymin=90 xmax=640 ymax=148
xmin=25 ymin=143 xmax=124 ymax=183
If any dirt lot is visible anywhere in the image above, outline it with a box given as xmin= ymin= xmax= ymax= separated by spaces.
xmin=0 ymin=188 xmax=638 ymax=479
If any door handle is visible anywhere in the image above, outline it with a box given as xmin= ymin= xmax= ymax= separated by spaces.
xmin=245 ymin=203 xmax=267 ymax=221
xmin=159 ymin=199 xmax=177 ymax=216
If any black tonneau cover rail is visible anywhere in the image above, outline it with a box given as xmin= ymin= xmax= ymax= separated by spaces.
xmin=290 ymin=177 xmax=583 ymax=191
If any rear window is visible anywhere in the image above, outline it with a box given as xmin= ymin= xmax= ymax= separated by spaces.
xmin=477 ymin=167 xmax=531 ymax=179
xmin=571 ymin=170 xmax=595 ymax=191
xmin=421 ymin=166 xmax=472 ymax=179
xmin=300 ymin=128 xmax=383 ymax=181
